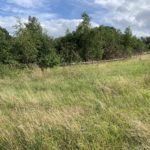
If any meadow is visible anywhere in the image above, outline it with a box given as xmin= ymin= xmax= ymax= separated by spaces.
xmin=0 ymin=54 xmax=150 ymax=150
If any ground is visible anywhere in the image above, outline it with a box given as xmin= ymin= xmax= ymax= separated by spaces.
xmin=0 ymin=54 xmax=150 ymax=150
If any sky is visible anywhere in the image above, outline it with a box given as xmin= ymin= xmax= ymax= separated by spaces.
xmin=0 ymin=0 xmax=150 ymax=37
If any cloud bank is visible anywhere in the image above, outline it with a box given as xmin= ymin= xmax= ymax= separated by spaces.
xmin=0 ymin=0 xmax=150 ymax=37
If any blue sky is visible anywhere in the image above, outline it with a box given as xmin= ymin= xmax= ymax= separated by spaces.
xmin=0 ymin=0 xmax=150 ymax=37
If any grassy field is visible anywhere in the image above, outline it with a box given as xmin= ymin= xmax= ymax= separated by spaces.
xmin=0 ymin=55 xmax=150 ymax=150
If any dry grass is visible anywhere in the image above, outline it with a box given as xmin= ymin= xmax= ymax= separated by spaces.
xmin=0 ymin=54 xmax=150 ymax=149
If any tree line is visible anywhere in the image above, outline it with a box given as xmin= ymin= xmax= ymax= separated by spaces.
xmin=0 ymin=13 xmax=149 ymax=68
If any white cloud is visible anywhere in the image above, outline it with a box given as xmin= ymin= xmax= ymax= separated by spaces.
xmin=1 ymin=0 xmax=150 ymax=37
xmin=0 ymin=16 xmax=81 ymax=37
xmin=41 ymin=19 xmax=82 ymax=37
xmin=93 ymin=0 xmax=150 ymax=36
xmin=0 ymin=16 xmax=18 ymax=35
xmin=94 ymin=0 xmax=124 ymax=9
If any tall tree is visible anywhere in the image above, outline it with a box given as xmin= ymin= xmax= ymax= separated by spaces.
xmin=0 ymin=27 xmax=13 ymax=64
xmin=13 ymin=17 xmax=39 ymax=64
xmin=13 ymin=16 xmax=60 ymax=67
xmin=123 ymin=27 xmax=133 ymax=56
xmin=76 ymin=12 xmax=91 ymax=61
xmin=37 ymin=33 xmax=60 ymax=68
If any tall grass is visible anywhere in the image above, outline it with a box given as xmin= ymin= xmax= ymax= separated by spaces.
xmin=0 ymin=55 xmax=150 ymax=149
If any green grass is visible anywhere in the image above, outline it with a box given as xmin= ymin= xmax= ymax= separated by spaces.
xmin=0 ymin=55 xmax=150 ymax=150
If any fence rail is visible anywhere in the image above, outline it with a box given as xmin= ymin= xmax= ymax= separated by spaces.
xmin=61 ymin=53 xmax=150 ymax=67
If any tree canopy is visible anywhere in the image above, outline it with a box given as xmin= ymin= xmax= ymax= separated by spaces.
xmin=0 ymin=13 xmax=148 ymax=68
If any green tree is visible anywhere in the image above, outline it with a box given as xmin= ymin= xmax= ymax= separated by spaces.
xmin=0 ymin=13 xmax=146 ymax=67
xmin=123 ymin=27 xmax=133 ymax=56
xmin=76 ymin=12 xmax=91 ymax=61
xmin=141 ymin=37 xmax=150 ymax=51
xmin=77 ymin=12 xmax=91 ymax=34
xmin=13 ymin=18 xmax=38 ymax=64
xmin=96 ymin=26 xmax=123 ymax=59
xmin=13 ymin=16 xmax=60 ymax=67
xmin=13 ymin=31 xmax=38 ymax=64
xmin=0 ymin=27 xmax=14 ymax=64
xmin=88 ymin=27 xmax=104 ymax=60
xmin=37 ymin=33 xmax=60 ymax=68
xmin=56 ymin=32 xmax=81 ymax=63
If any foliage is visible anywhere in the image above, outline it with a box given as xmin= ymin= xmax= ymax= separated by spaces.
xmin=0 ymin=27 xmax=14 ymax=64
xmin=0 ymin=13 xmax=148 ymax=67
xmin=56 ymin=32 xmax=81 ymax=63
xmin=38 ymin=48 xmax=60 ymax=68
xmin=141 ymin=37 xmax=150 ymax=51
xmin=13 ymin=31 xmax=38 ymax=64
xmin=57 ymin=14 xmax=147 ymax=62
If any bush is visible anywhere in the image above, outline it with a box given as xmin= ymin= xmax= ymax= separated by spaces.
xmin=38 ymin=49 xmax=60 ymax=68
